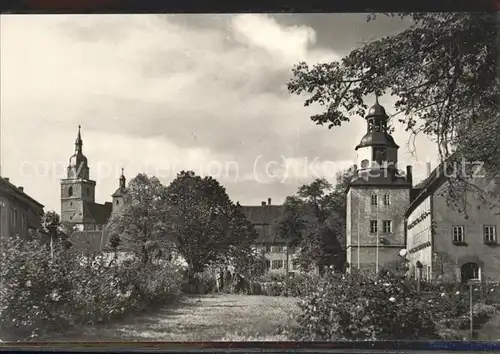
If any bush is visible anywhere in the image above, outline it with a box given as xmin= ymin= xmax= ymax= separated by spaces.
xmin=291 ymin=273 xmax=500 ymax=341
xmin=0 ymin=236 xmax=183 ymax=341
xmin=182 ymin=270 xmax=217 ymax=294
xmin=291 ymin=273 xmax=440 ymax=341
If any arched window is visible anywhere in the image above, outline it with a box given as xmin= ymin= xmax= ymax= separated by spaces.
xmin=68 ymin=186 xmax=73 ymax=197
xmin=116 ymin=200 xmax=119 ymax=205
xmin=461 ymin=262 xmax=480 ymax=283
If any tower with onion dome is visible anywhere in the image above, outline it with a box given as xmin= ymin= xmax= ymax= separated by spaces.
xmin=345 ymin=98 xmax=413 ymax=275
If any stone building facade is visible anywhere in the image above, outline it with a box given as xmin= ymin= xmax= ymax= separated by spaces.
xmin=346 ymin=99 xmax=412 ymax=273
xmin=0 ymin=177 xmax=44 ymax=239
xmin=406 ymin=161 xmax=500 ymax=283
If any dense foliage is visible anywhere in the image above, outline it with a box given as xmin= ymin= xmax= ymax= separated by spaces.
xmin=291 ymin=272 xmax=500 ymax=341
xmin=0 ymin=233 xmax=183 ymax=341
xmin=274 ymin=169 xmax=355 ymax=272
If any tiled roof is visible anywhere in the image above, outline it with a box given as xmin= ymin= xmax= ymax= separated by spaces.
xmin=240 ymin=205 xmax=285 ymax=244
xmin=84 ymin=201 xmax=112 ymax=225
xmin=241 ymin=205 xmax=284 ymax=225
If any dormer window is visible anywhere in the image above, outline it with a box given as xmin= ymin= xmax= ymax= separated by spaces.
xmin=68 ymin=186 xmax=73 ymax=197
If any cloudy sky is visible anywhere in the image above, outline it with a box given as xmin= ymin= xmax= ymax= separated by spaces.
xmin=1 ymin=14 xmax=438 ymax=213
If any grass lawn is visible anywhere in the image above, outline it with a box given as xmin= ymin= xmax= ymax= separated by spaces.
xmin=43 ymin=294 xmax=300 ymax=341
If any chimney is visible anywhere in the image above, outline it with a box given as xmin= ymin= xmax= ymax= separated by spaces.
xmin=406 ymin=166 xmax=413 ymax=186
xmin=261 ymin=201 xmax=266 ymax=206
xmin=426 ymin=162 xmax=432 ymax=177
xmin=268 ymin=197 xmax=271 ymax=206
xmin=18 ymin=186 xmax=24 ymax=193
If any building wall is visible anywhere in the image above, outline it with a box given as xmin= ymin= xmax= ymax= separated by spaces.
xmin=61 ymin=179 xmax=96 ymax=225
xmin=112 ymin=196 xmax=127 ymax=215
xmin=0 ymin=183 xmax=44 ymax=240
xmin=347 ymin=186 xmax=410 ymax=272
xmin=406 ymin=194 xmax=433 ymax=279
xmin=255 ymin=244 xmax=300 ymax=274
xmin=431 ymin=178 xmax=500 ymax=282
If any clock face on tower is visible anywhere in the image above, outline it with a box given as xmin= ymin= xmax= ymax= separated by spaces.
xmin=360 ymin=159 xmax=370 ymax=169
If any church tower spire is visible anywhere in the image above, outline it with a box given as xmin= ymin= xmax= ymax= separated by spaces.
xmin=75 ymin=125 xmax=83 ymax=154
xmin=112 ymin=168 xmax=128 ymax=215
xmin=119 ymin=168 xmax=126 ymax=189
xmin=60 ymin=125 xmax=97 ymax=229
xmin=67 ymin=125 xmax=90 ymax=180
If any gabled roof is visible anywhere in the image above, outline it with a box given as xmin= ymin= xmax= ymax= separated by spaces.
xmin=240 ymin=205 xmax=284 ymax=225
xmin=84 ymin=201 xmax=112 ymax=225
xmin=0 ymin=177 xmax=44 ymax=209
xmin=240 ymin=205 xmax=285 ymax=244
xmin=405 ymin=154 xmax=458 ymax=217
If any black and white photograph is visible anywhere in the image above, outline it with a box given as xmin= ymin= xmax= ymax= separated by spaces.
xmin=0 ymin=12 xmax=499 ymax=344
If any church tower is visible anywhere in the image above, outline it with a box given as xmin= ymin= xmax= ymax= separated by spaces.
xmin=111 ymin=168 xmax=128 ymax=215
xmin=346 ymin=98 xmax=412 ymax=274
xmin=60 ymin=126 xmax=97 ymax=230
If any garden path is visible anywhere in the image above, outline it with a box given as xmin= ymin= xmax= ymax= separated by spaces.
xmin=44 ymin=294 xmax=300 ymax=341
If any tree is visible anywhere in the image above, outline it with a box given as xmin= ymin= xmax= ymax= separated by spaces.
xmin=164 ymin=171 xmax=235 ymax=281
xmin=225 ymin=202 xmax=259 ymax=277
xmin=287 ymin=13 xmax=499 ymax=211
xmin=106 ymin=173 xmax=170 ymax=265
xmin=39 ymin=211 xmax=70 ymax=262
xmin=275 ymin=175 xmax=350 ymax=275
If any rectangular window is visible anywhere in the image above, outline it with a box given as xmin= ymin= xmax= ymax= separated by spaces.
xmin=10 ymin=209 xmax=15 ymax=224
xmin=271 ymin=260 xmax=284 ymax=270
xmin=14 ymin=209 xmax=18 ymax=225
xmin=86 ymin=188 xmax=90 ymax=196
xmin=382 ymin=220 xmax=392 ymax=233
xmin=370 ymin=220 xmax=378 ymax=233
xmin=21 ymin=214 xmax=27 ymax=229
xmin=452 ymin=225 xmax=465 ymax=243
xmin=292 ymin=261 xmax=298 ymax=270
xmin=371 ymin=194 xmax=378 ymax=206
xmin=383 ymin=194 xmax=391 ymax=205
xmin=484 ymin=225 xmax=497 ymax=243
xmin=271 ymin=245 xmax=284 ymax=253
xmin=426 ymin=265 xmax=431 ymax=281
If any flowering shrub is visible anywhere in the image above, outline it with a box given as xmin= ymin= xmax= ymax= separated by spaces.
xmin=0 ymin=236 xmax=183 ymax=341
xmin=292 ymin=273 xmax=440 ymax=340
xmin=291 ymin=273 xmax=500 ymax=341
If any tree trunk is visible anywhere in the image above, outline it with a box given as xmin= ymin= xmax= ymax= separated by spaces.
xmin=285 ymin=242 xmax=290 ymax=297
xmin=50 ymin=235 xmax=54 ymax=263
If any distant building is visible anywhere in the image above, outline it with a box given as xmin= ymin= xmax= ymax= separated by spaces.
xmin=346 ymin=98 xmax=412 ymax=273
xmin=241 ymin=198 xmax=302 ymax=276
xmin=0 ymin=177 xmax=44 ymax=239
xmin=405 ymin=161 xmax=500 ymax=283
xmin=61 ymin=126 xmax=128 ymax=251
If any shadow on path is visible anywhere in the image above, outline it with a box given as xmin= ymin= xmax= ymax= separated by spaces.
xmin=44 ymin=294 xmax=299 ymax=342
